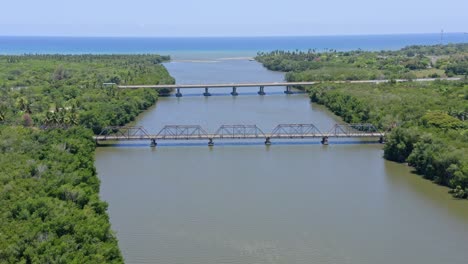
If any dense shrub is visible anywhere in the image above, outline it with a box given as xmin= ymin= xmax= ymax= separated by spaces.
xmin=256 ymin=43 xmax=468 ymax=81
xmin=0 ymin=127 xmax=122 ymax=263
xmin=307 ymin=82 xmax=467 ymax=197
xmin=0 ymin=54 xmax=174 ymax=262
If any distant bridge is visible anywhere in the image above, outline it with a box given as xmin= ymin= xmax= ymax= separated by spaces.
xmin=119 ymin=82 xmax=316 ymax=96
xmin=116 ymin=78 xmax=461 ymax=97
xmin=93 ymin=123 xmax=385 ymax=147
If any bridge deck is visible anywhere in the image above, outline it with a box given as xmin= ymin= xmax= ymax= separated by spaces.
xmin=93 ymin=124 xmax=385 ymax=146
xmin=118 ymin=82 xmax=317 ymax=89
xmin=94 ymin=133 xmax=384 ymax=141
xmin=117 ymin=78 xmax=460 ymax=89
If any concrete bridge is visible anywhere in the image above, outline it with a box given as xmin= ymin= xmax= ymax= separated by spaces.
xmin=116 ymin=78 xmax=461 ymax=97
xmin=94 ymin=123 xmax=385 ymax=147
xmin=119 ymin=82 xmax=316 ymax=96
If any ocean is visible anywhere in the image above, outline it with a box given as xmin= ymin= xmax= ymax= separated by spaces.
xmin=0 ymin=33 xmax=466 ymax=60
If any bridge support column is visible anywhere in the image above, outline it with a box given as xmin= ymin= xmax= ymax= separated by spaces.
xmin=150 ymin=139 xmax=157 ymax=147
xmin=258 ymin=86 xmax=265 ymax=95
xmin=203 ymin=87 xmax=211 ymax=96
xmin=321 ymin=136 xmax=329 ymax=145
xmin=379 ymin=136 xmax=384 ymax=144
xmin=176 ymin=88 xmax=182 ymax=97
xmin=208 ymin=138 xmax=214 ymax=146
xmin=264 ymin=137 xmax=271 ymax=145
xmin=284 ymin=86 xmax=293 ymax=94
xmin=231 ymin=87 xmax=238 ymax=96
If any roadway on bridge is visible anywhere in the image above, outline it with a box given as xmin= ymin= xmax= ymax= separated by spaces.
xmin=117 ymin=78 xmax=461 ymax=89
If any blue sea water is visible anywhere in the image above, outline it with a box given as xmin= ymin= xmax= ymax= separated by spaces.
xmin=0 ymin=33 xmax=466 ymax=59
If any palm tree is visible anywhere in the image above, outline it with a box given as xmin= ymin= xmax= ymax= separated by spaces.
xmin=0 ymin=104 xmax=7 ymax=122
xmin=44 ymin=111 xmax=55 ymax=128
xmin=67 ymin=105 xmax=79 ymax=126
xmin=16 ymin=97 xmax=30 ymax=113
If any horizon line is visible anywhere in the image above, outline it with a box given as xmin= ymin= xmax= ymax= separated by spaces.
xmin=0 ymin=32 xmax=466 ymax=39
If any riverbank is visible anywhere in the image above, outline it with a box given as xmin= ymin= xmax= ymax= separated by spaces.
xmin=307 ymin=81 xmax=468 ymax=197
xmin=0 ymin=54 xmax=174 ymax=262
xmin=255 ymin=44 xmax=468 ymax=198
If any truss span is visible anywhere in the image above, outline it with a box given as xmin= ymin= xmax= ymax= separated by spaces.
xmin=97 ymin=126 xmax=151 ymax=141
xmin=271 ymin=124 xmax=323 ymax=138
xmin=156 ymin=125 xmax=208 ymax=140
xmin=327 ymin=123 xmax=383 ymax=137
xmin=93 ymin=123 xmax=385 ymax=145
xmin=214 ymin=125 xmax=265 ymax=139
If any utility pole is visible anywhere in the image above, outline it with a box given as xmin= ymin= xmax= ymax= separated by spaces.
xmin=440 ymin=29 xmax=444 ymax=45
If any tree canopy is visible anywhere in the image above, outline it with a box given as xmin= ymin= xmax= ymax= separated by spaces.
xmin=0 ymin=54 xmax=174 ymax=262
xmin=257 ymin=44 xmax=468 ymax=199
xmin=256 ymin=43 xmax=468 ymax=81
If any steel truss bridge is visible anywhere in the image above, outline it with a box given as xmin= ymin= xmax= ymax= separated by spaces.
xmin=94 ymin=123 xmax=385 ymax=146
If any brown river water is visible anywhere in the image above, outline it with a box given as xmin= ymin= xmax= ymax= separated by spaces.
xmin=95 ymin=59 xmax=468 ymax=264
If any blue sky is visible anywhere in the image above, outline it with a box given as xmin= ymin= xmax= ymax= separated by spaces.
xmin=1 ymin=0 xmax=467 ymax=36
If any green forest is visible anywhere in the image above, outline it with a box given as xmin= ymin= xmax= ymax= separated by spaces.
xmin=0 ymin=54 xmax=174 ymax=262
xmin=308 ymin=81 xmax=468 ymax=198
xmin=256 ymin=43 xmax=468 ymax=81
xmin=257 ymin=44 xmax=468 ymax=199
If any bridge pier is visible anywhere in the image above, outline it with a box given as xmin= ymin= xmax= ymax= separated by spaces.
xmin=150 ymin=139 xmax=157 ymax=147
xmin=264 ymin=137 xmax=271 ymax=145
xmin=258 ymin=86 xmax=266 ymax=95
xmin=175 ymin=88 xmax=182 ymax=97
xmin=231 ymin=87 xmax=238 ymax=96
xmin=208 ymin=138 xmax=214 ymax=146
xmin=379 ymin=136 xmax=385 ymax=144
xmin=321 ymin=136 xmax=329 ymax=145
xmin=203 ymin=87 xmax=211 ymax=96
xmin=284 ymin=86 xmax=293 ymax=94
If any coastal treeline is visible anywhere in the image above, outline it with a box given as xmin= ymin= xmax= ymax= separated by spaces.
xmin=256 ymin=44 xmax=468 ymax=198
xmin=256 ymin=43 xmax=468 ymax=81
xmin=0 ymin=54 xmax=174 ymax=262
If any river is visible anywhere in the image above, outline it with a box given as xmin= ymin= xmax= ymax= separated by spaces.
xmin=95 ymin=58 xmax=468 ymax=264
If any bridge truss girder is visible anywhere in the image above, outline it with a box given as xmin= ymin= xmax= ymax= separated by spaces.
xmin=98 ymin=126 xmax=151 ymax=140
xmin=270 ymin=124 xmax=322 ymax=138
xmin=156 ymin=125 xmax=208 ymax=139
xmin=327 ymin=123 xmax=382 ymax=137
xmin=214 ymin=124 xmax=265 ymax=138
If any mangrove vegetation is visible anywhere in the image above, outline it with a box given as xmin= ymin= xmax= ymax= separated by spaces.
xmin=257 ymin=44 xmax=468 ymax=198
xmin=0 ymin=54 xmax=174 ymax=263
xmin=256 ymin=43 xmax=468 ymax=81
